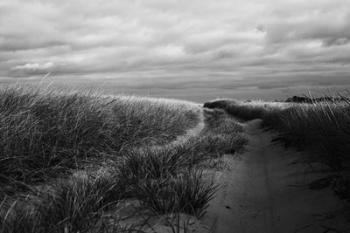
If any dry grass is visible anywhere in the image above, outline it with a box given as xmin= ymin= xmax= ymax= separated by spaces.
xmin=0 ymin=87 xmax=200 ymax=187
xmin=204 ymin=97 xmax=350 ymax=199
xmin=204 ymin=98 xmax=350 ymax=169
xmin=0 ymin=87 xmax=246 ymax=233
xmin=0 ymin=87 xmax=202 ymax=233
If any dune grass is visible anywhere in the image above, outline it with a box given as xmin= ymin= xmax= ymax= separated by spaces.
xmin=198 ymin=109 xmax=247 ymax=156
xmin=204 ymin=98 xmax=350 ymax=169
xmin=0 ymin=171 xmax=131 ymax=233
xmin=261 ymin=102 xmax=350 ymax=170
xmin=0 ymin=87 xmax=202 ymax=232
xmin=115 ymin=109 xmax=246 ymax=217
xmin=0 ymin=87 xmax=246 ymax=233
xmin=0 ymin=87 xmax=200 ymax=187
xmin=137 ymin=170 xmax=217 ymax=218
xmin=204 ymin=98 xmax=350 ymax=199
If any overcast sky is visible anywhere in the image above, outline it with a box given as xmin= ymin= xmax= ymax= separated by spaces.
xmin=1 ymin=0 xmax=350 ymax=93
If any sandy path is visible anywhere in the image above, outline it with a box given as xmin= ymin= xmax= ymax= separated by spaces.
xmin=149 ymin=108 xmax=205 ymax=151
xmin=202 ymin=119 xmax=349 ymax=233
xmin=116 ymin=109 xmax=207 ymax=231
xmin=169 ymin=108 xmax=205 ymax=146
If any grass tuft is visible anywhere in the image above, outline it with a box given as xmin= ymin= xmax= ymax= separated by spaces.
xmin=137 ymin=171 xmax=217 ymax=218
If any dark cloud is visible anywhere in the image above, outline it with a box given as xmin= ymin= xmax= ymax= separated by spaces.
xmin=323 ymin=37 xmax=350 ymax=47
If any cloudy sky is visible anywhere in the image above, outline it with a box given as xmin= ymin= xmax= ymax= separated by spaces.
xmin=1 ymin=0 xmax=350 ymax=99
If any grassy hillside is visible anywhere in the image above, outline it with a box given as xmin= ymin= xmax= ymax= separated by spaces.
xmin=204 ymin=98 xmax=350 ymax=199
xmin=0 ymin=87 xmax=246 ymax=233
xmin=0 ymin=87 xmax=200 ymax=186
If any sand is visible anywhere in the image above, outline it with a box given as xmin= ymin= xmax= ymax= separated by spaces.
xmin=202 ymin=119 xmax=349 ymax=233
xmin=115 ymin=114 xmax=349 ymax=233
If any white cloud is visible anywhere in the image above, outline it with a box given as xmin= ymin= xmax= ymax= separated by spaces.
xmin=0 ymin=0 xmax=349 ymax=89
xmin=13 ymin=62 xmax=54 ymax=71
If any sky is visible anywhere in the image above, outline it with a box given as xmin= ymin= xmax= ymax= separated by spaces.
xmin=1 ymin=0 xmax=350 ymax=100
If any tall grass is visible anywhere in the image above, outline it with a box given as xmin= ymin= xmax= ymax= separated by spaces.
xmin=115 ymin=143 xmax=219 ymax=215
xmin=204 ymin=98 xmax=350 ymax=170
xmin=198 ymin=108 xmax=247 ymax=157
xmin=262 ymin=102 xmax=350 ymax=170
xmin=114 ymin=107 xmax=245 ymax=218
xmin=117 ymin=145 xmax=203 ymax=188
xmin=0 ymin=87 xmax=246 ymax=232
xmin=137 ymin=171 xmax=217 ymax=218
xmin=0 ymin=171 xmax=129 ymax=233
xmin=36 ymin=172 xmax=121 ymax=233
xmin=204 ymin=98 xmax=350 ymax=200
xmin=0 ymin=87 xmax=204 ymax=233
xmin=0 ymin=87 xmax=200 ymax=187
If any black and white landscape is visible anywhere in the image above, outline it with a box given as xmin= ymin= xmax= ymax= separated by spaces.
xmin=0 ymin=1 xmax=349 ymax=232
